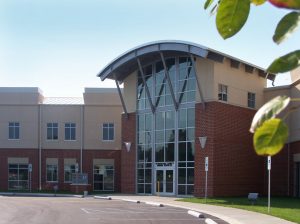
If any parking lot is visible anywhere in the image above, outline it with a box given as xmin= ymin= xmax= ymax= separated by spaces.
xmin=0 ymin=196 xmax=228 ymax=224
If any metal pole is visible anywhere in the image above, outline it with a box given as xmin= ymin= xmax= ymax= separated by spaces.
xmin=268 ymin=156 xmax=271 ymax=213
xmin=205 ymin=170 xmax=208 ymax=203
xmin=205 ymin=157 xmax=208 ymax=203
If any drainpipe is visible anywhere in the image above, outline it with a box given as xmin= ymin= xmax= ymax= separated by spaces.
xmin=80 ymin=105 xmax=84 ymax=173
xmin=39 ymin=104 xmax=42 ymax=190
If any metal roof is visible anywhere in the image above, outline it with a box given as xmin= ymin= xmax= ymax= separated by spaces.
xmin=97 ymin=40 xmax=275 ymax=82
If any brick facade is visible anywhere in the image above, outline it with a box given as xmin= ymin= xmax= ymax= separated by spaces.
xmin=120 ymin=112 xmax=136 ymax=193
xmin=0 ymin=149 xmax=39 ymax=191
xmin=0 ymin=148 xmax=121 ymax=192
xmin=195 ymin=102 xmax=265 ymax=197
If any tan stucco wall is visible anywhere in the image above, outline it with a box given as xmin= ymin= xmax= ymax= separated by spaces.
xmin=123 ymin=71 xmax=137 ymax=113
xmin=0 ymin=88 xmax=43 ymax=105
xmin=84 ymin=105 xmax=122 ymax=150
xmin=84 ymin=89 xmax=121 ymax=106
xmin=213 ymin=58 xmax=266 ymax=109
xmin=41 ymin=105 xmax=82 ymax=150
xmin=291 ymin=67 xmax=300 ymax=83
xmin=195 ymin=57 xmax=214 ymax=103
xmin=0 ymin=105 xmax=39 ymax=148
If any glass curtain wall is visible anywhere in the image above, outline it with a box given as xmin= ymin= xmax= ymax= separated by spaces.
xmin=137 ymin=56 xmax=196 ymax=195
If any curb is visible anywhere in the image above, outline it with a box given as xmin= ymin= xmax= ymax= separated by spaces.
xmin=145 ymin=201 xmax=164 ymax=207
xmin=188 ymin=210 xmax=205 ymax=218
xmin=0 ymin=192 xmax=83 ymax=198
xmin=121 ymin=199 xmax=140 ymax=203
xmin=94 ymin=196 xmax=112 ymax=200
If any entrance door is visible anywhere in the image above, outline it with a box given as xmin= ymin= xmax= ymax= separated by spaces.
xmin=155 ymin=169 xmax=174 ymax=195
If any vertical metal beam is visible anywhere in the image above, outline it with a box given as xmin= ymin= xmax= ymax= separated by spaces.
xmin=114 ymin=75 xmax=128 ymax=119
xmin=189 ymin=53 xmax=205 ymax=109
xmin=159 ymin=52 xmax=178 ymax=111
xmin=137 ymin=57 xmax=155 ymax=114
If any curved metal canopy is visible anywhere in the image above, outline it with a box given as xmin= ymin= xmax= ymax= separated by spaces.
xmin=97 ymin=40 xmax=275 ymax=82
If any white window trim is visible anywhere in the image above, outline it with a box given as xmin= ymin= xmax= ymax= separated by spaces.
xmin=64 ymin=123 xmax=76 ymax=141
xmin=101 ymin=123 xmax=115 ymax=142
xmin=46 ymin=123 xmax=59 ymax=141
xmin=8 ymin=122 xmax=20 ymax=140
xmin=46 ymin=164 xmax=58 ymax=183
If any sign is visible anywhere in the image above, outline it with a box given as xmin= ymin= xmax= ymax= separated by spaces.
xmin=72 ymin=173 xmax=88 ymax=184
xmin=75 ymin=163 xmax=79 ymax=173
xmin=205 ymin=157 xmax=209 ymax=171
xmin=199 ymin=136 xmax=207 ymax=149
xmin=28 ymin=164 xmax=32 ymax=172
xmin=267 ymin=156 xmax=271 ymax=170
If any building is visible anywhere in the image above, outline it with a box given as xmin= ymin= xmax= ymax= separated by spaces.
xmin=97 ymin=40 xmax=299 ymax=197
xmin=0 ymin=87 xmax=122 ymax=192
xmin=1 ymin=40 xmax=299 ymax=197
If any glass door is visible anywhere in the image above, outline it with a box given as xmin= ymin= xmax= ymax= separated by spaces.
xmin=155 ymin=168 xmax=174 ymax=195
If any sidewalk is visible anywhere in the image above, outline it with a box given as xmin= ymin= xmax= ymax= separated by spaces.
xmin=109 ymin=195 xmax=296 ymax=224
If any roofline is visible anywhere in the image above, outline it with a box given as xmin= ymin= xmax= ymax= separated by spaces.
xmin=97 ymin=40 xmax=275 ymax=81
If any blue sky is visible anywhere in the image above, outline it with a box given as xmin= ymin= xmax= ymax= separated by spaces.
xmin=1 ymin=0 xmax=299 ymax=96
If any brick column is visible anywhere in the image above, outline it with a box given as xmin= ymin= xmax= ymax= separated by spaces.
xmin=121 ymin=113 xmax=136 ymax=193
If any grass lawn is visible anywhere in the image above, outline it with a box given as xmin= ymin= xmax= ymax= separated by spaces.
xmin=178 ymin=197 xmax=300 ymax=223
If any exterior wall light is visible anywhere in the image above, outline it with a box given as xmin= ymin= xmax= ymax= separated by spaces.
xmin=124 ymin=142 xmax=132 ymax=152
xmin=198 ymin=136 xmax=207 ymax=149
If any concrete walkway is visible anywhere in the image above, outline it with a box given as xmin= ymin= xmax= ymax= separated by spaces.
xmin=109 ymin=195 xmax=296 ymax=224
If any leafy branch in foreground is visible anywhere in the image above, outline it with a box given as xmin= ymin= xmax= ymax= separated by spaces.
xmin=204 ymin=0 xmax=300 ymax=73
xmin=204 ymin=0 xmax=300 ymax=156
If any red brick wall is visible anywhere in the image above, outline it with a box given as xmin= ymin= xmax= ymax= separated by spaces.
xmin=41 ymin=149 xmax=80 ymax=191
xmin=121 ymin=112 xmax=136 ymax=193
xmin=82 ymin=149 xmax=121 ymax=192
xmin=195 ymin=102 xmax=265 ymax=197
xmin=289 ymin=142 xmax=300 ymax=196
xmin=0 ymin=149 xmax=39 ymax=191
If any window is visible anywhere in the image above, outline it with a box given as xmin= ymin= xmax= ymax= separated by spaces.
xmin=47 ymin=123 xmax=58 ymax=140
xmin=218 ymin=84 xmax=228 ymax=102
xmin=65 ymin=123 xmax=76 ymax=140
xmin=93 ymin=164 xmax=114 ymax=191
xmin=64 ymin=164 xmax=76 ymax=183
xmin=9 ymin=122 xmax=20 ymax=140
xmin=102 ymin=123 xmax=114 ymax=141
xmin=248 ymin=92 xmax=256 ymax=109
xmin=46 ymin=164 xmax=58 ymax=182
xmin=8 ymin=164 xmax=28 ymax=190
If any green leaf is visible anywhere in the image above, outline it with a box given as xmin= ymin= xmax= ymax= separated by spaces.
xmin=273 ymin=12 xmax=300 ymax=44
xmin=269 ymin=0 xmax=300 ymax=9
xmin=253 ymin=118 xmax=288 ymax=156
xmin=267 ymin=50 xmax=300 ymax=73
xmin=204 ymin=0 xmax=215 ymax=9
xmin=251 ymin=0 xmax=266 ymax=5
xmin=216 ymin=0 xmax=250 ymax=39
xmin=250 ymin=95 xmax=290 ymax=133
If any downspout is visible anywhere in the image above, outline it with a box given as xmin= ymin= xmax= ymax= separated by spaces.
xmin=80 ymin=105 xmax=84 ymax=173
xmin=39 ymin=104 xmax=42 ymax=190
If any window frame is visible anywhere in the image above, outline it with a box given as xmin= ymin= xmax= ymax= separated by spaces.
xmin=64 ymin=164 xmax=76 ymax=183
xmin=102 ymin=123 xmax=115 ymax=142
xmin=46 ymin=164 xmax=58 ymax=182
xmin=248 ymin=92 xmax=256 ymax=109
xmin=8 ymin=122 xmax=20 ymax=140
xmin=64 ymin=123 xmax=76 ymax=141
xmin=46 ymin=122 xmax=59 ymax=141
xmin=218 ymin=84 xmax=228 ymax=102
